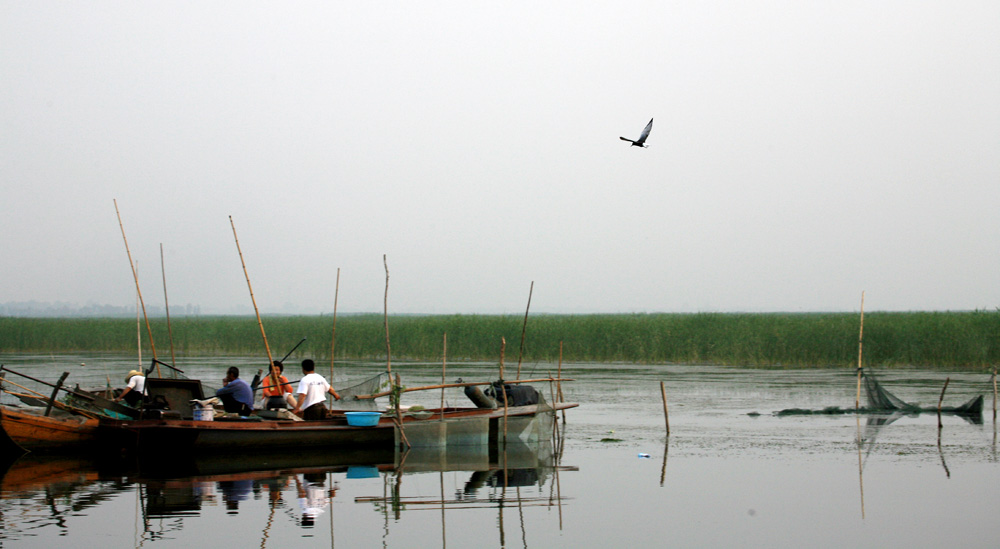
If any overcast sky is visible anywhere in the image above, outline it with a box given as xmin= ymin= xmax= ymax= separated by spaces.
xmin=2 ymin=1 xmax=998 ymax=315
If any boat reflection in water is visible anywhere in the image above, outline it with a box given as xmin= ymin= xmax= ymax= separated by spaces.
xmin=0 ymin=436 xmax=574 ymax=545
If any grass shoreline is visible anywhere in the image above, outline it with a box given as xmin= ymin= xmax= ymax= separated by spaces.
xmin=1 ymin=312 xmax=998 ymax=370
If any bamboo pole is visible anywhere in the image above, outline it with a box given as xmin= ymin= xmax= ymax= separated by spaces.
xmin=384 ymin=255 xmax=392 ymax=375
xmin=992 ymin=367 xmax=997 ymax=422
xmin=330 ymin=267 xmax=340 ymax=381
xmin=230 ymin=216 xmax=275 ymax=371
xmin=548 ymin=371 xmax=559 ymax=448
xmin=136 ymin=277 xmax=142 ymax=368
xmin=394 ymin=373 xmax=411 ymax=449
xmin=660 ymin=381 xmax=670 ymax=437
xmin=114 ymin=199 xmax=160 ymax=376
xmin=937 ymin=377 xmax=950 ymax=429
xmin=500 ymin=337 xmax=508 ymax=445
xmin=516 ymin=281 xmax=533 ymax=380
xmin=160 ymin=243 xmax=177 ymax=370
xmin=499 ymin=337 xmax=506 ymax=380
xmin=558 ymin=341 xmax=566 ymax=423
xmin=855 ymin=291 xmax=865 ymax=410
xmin=440 ymin=333 xmax=447 ymax=420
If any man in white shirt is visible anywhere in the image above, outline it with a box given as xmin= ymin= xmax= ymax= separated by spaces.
xmin=293 ymin=359 xmax=341 ymax=420
xmin=114 ymin=369 xmax=145 ymax=407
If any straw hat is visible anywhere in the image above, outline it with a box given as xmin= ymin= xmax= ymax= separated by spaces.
xmin=125 ymin=370 xmax=142 ymax=382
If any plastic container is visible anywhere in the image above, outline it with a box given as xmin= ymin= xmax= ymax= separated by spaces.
xmin=193 ymin=407 xmax=214 ymax=421
xmin=344 ymin=411 xmax=382 ymax=427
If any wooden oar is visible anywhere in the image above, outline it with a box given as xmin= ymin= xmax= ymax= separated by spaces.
xmin=353 ymin=377 xmax=574 ymax=400
xmin=114 ymin=199 xmax=161 ymax=377
xmin=0 ymin=366 xmax=96 ymax=402
xmin=1 ymin=388 xmax=101 ymax=420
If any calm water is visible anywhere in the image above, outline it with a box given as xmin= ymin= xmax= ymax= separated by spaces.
xmin=1 ymin=354 xmax=998 ymax=548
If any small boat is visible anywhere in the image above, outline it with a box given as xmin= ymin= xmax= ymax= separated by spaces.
xmin=0 ymin=405 xmax=101 ymax=455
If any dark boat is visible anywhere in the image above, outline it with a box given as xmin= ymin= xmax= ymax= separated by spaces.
xmin=99 ymin=401 xmax=576 ymax=454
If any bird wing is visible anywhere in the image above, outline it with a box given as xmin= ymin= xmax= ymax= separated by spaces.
xmin=635 ymin=118 xmax=653 ymax=144
xmin=619 ymin=136 xmax=635 ymax=143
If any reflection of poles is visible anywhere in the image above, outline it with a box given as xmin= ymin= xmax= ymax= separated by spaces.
xmin=329 ymin=472 xmax=335 ymax=549
xmin=439 ymin=471 xmax=446 ymax=549
xmin=660 ymin=437 xmax=670 ymax=487
xmin=555 ymin=435 xmax=564 ymax=530
xmin=498 ymin=446 xmax=507 ymax=547
xmin=937 ymin=377 xmax=951 ymax=478
xmin=856 ymin=291 xmax=865 ymax=410
xmin=517 ymin=486 xmax=526 ymax=547
xmin=393 ymin=465 xmax=403 ymax=521
xmin=938 ymin=427 xmax=951 ymax=478
xmin=261 ymin=486 xmax=277 ymax=549
xmin=856 ymin=414 xmax=865 ymax=519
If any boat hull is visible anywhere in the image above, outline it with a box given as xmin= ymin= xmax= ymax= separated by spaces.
xmin=100 ymin=402 xmax=578 ymax=454
xmin=0 ymin=405 xmax=100 ymax=454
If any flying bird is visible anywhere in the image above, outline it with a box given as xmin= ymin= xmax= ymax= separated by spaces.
xmin=620 ymin=118 xmax=653 ymax=148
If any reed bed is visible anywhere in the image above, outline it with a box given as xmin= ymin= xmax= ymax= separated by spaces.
xmin=1 ymin=312 xmax=998 ymax=370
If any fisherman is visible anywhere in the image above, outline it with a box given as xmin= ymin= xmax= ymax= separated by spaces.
xmin=261 ymin=360 xmax=296 ymax=409
xmin=216 ymin=366 xmax=254 ymax=416
xmin=114 ymin=369 xmax=145 ymax=407
xmin=292 ymin=359 xmax=341 ymax=420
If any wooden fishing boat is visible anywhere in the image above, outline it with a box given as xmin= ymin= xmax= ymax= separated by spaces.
xmin=98 ymin=401 xmax=577 ymax=454
xmin=0 ymin=405 xmax=101 ymax=454
xmin=2 ymin=363 xmax=576 ymax=456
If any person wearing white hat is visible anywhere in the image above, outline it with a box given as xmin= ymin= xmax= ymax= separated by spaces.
xmin=115 ymin=369 xmax=146 ymax=407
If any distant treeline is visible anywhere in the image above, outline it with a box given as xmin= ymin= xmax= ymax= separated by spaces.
xmin=1 ymin=312 xmax=998 ymax=369
xmin=0 ymin=301 xmax=201 ymax=318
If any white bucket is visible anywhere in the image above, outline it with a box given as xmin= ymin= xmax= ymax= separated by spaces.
xmin=193 ymin=407 xmax=214 ymax=421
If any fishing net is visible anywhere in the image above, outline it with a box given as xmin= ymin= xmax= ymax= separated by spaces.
xmin=335 ymin=372 xmax=392 ymax=411
xmin=862 ymin=371 xmax=919 ymax=412
xmin=775 ymin=369 xmax=984 ymax=417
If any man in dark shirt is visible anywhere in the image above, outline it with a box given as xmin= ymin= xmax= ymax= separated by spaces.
xmin=216 ymin=366 xmax=254 ymax=415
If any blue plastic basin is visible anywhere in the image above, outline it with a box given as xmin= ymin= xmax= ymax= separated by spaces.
xmin=344 ymin=411 xmax=382 ymax=427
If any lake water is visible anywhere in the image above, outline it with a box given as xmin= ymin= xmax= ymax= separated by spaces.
xmin=2 ymin=355 xmax=998 ymax=547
